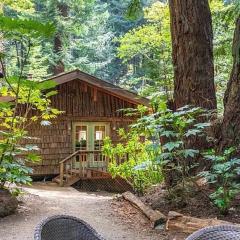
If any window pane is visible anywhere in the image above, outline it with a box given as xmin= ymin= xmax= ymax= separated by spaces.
xmin=94 ymin=126 xmax=105 ymax=150
xmin=79 ymin=131 xmax=87 ymax=141
xmin=96 ymin=131 xmax=103 ymax=140
xmin=75 ymin=126 xmax=87 ymax=150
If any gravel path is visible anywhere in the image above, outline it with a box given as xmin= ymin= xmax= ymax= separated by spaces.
xmin=0 ymin=183 xmax=166 ymax=240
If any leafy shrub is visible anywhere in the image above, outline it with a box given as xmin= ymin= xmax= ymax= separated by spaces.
xmin=200 ymin=148 xmax=240 ymax=215
xmin=103 ymin=128 xmax=163 ymax=194
xmin=131 ymin=100 xmax=211 ymax=198
xmin=0 ymin=83 xmax=61 ymax=189
xmin=104 ymin=97 xmax=211 ymax=198
xmin=0 ymin=14 xmax=60 ymax=190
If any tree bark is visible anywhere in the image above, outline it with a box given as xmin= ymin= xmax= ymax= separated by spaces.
xmin=169 ymin=0 xmax=217 ymax=110
xmin=164 ymin=1 xmax=217 ymax=188
xmin=52 ymin=3 xmax=68 ymax=75
xmin=220 ymin=16 xmax=240 ymax=150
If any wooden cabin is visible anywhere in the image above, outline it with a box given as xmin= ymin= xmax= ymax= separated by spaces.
xmin=24 ymin=70 xmax=149 ymax=187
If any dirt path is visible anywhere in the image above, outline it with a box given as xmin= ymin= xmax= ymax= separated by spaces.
xmin=0 ymin=183 xmax=166 ymax=240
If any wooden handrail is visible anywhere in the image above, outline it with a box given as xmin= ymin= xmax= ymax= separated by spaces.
xmin=60 ymin=150 xmax=81 ymax=186
xmin=59 ymin=150 xmax=106 ymax=186
xmin=60 ymin=150 xmax=103 ymax=164
xmin=74 ymin=150 xmax=102 ymax=154
xmin=59 ymin=150 xmax=80 ymax=164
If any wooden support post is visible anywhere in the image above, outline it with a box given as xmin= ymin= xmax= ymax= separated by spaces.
xmin=60 ymin=162 xmax=64 ymax=187
xmin=93 ymin=88 xmax=97 ymax=102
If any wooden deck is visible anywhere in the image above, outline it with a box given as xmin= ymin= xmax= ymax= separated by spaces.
xmin=29 ymin=150 xmax=133 ymax=192
xmin=53 ymin=150 xmax=112 ymax=186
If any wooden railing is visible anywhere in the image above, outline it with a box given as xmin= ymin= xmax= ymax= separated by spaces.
xmin=59 ymin=150 xmax=108 ymax=186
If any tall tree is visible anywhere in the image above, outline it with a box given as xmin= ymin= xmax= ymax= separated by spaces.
xmin=53 ymin=2 xmax=68 ymax=75
xmin=169 ymin=0 xmax=217 ymax=110
xmin=220 ymin=15 xmax=240 ymax=150
xmin=158 ymin=1 xmax=219 ymax=186
xmin=210 ymin=0 xmax=234 ymax=112
xmin=35 ymin=0 xmax=95 ymax=76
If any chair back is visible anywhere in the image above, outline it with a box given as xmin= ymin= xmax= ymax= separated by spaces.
xmin=34 ymin=215 xmax=105 ymax=240
xmin=186 ymin=225 xmax=240 ymax=240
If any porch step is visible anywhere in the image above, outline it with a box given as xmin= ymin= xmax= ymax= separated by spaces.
xmin=53 ymin=178 xmax=61 ymax=184
xmin=63 ymin=174 xmax=73 ymax=179
xmin=53 ymin=168 xmax=112 ymax=187
xmin=52 ymin=175 xmax=81 ymax=187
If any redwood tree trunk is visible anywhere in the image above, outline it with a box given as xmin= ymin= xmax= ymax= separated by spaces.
xmin=165 ymin=1 xmax=217 ymax=188
xmin=219 ymin=16 xmax=240 ymax=150
xmin=52 ymin=3 xmax=68 ymax=75
xmin=169 ymin=0 xmax=217 ymax=110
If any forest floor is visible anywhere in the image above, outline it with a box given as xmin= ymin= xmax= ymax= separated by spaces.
xmin=141 ymin=184 xmax=240 ymax=224
xmin=0 ymin=182 xmax=167 ymax=240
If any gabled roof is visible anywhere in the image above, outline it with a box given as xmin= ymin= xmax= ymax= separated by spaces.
xmin=0 ymin=69 xmax=150 ymax=106
xmin=49 ymin=69 xmax=150 ymax=106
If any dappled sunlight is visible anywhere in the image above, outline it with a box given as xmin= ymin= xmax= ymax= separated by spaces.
xmin=0 ymin=0 xmax=240 ymax=239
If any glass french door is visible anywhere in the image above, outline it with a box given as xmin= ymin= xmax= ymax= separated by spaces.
xmin=73 ymin=122 xmax=110 ymax=169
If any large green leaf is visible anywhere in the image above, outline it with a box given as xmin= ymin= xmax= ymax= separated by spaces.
xmin=163 ymin=141 xmax=183 ymax=151
xmin=181 ymin=149 xmax=199 ymax=158
xmin=125 ymin=0 xmax=143 ymax=21
xmin=0 ymin=14 xmax=55 ymax=38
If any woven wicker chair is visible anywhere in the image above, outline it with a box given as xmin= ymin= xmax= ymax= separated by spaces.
xmin=186 ymin=225 xmax=240 ymax=240
xmin=34 ymin=215 xmax=105 ymax=240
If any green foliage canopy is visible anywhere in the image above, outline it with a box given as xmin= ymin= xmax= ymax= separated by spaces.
xmin=118 ymin=2 xmax=173 ymax=97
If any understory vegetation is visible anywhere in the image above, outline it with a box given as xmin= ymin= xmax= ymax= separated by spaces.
xmin=104 ymin=100 xmax=240 ymax=214
xmin=0 ymin=14 xmax=61 ymax=193
xmin=201 ymin=148 xmax=240 ymax=215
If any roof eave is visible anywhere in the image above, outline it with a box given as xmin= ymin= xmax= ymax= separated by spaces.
xmin=49 ymin=69 xmax=150 ymax=107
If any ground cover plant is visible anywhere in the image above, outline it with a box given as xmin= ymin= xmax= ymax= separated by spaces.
xmin=200 ymin=148 xmax=240 ymax=215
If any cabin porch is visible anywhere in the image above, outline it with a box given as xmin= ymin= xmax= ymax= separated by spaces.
xmin=53 ymin=150 xmax=110 ymax=186
xmin=30 ymin=149 xmax=132 ymax=192
xmin=28 ymin=120 xmax=131 ymax=189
